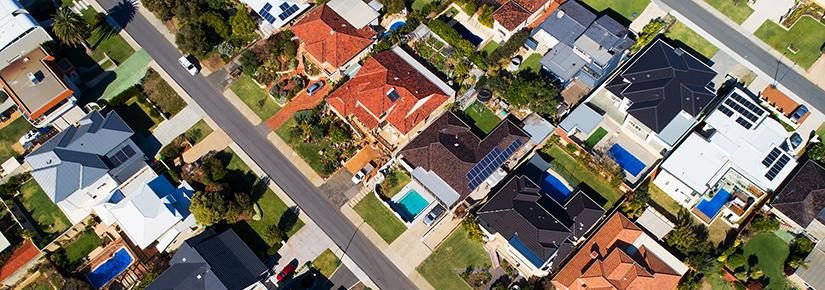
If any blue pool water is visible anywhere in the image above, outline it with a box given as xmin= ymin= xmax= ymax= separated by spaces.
xmin=696 ymin=188 xmax=732 ymax=220
xmin=608 ymin=144 xmax=646 ymax=176
xmin=450 ymin=22 xmax=482 ymax=46
xmin=541 ymin=173 xmax=572 ymax=203
xmin=382 ymin=21 xmax=406 ymax=38
xmin=393 ymin=190 xmax=430 ymax=222
xmin=87 ymin=248 xmax=133 ymax=289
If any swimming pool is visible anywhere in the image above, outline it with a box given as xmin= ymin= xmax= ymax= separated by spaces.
xmin=392 ymin=189 xmax=431 ymax=222
xmin=450 ymin=22 xmax=482 ymax=46
xmin=87 ymin=248 xmax=133 ymax=289
xmin=696 ymin=188 xmax=732 ymax=220
xmin=541 ymin=172 xmax=572 ymax=203
xmin=608 ymin=144 xmax=646 ymax=176
xmin=382 ymin=20 xmax=406 ymax=38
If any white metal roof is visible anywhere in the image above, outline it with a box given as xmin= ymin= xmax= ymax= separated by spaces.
xmin=328 ymin=0 xmax=379 ymax=29
xmin=795 ymin=244 xmax=825 ymax=290
xmin=0 ymin=0 xmax=37 ymax=51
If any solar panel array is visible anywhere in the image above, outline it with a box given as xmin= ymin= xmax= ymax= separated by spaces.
xmin=765 ymin=154 xmax=790 ymax=181
xmin=108 ymin=145 xmax=136 ymax=168
xmin=465 ymin=139 xmax=524 ymax=190
xmin=259 ymin=2 xmax=300 ymax=24
xmin=719 ymin=92 xmax=766 ymax=129
xmin=761 ymin=148 xmax=781 ymax=167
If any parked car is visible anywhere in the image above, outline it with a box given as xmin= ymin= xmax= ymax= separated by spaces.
xmin=351 ymin=170 xmax=366 ymax=184
xmin=423 ymin=205 xmax=446 ymax=225
xmin=789 ymin=132 xmax=803 ymax=149
xmin=306 ymin=81 xmax=325 ymax=95
xmin=18 ymin=129 xmax=40 ymax=145
xmin=275 ymin=262 xmax=297 ymax=285
xmin=790 ymin=104 xmax=809 ymax=123
xmin=178 ymin=56 xmax=199 ymax=76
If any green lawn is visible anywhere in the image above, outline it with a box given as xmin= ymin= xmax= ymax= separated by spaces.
xmin=63 ymin=230 xmax=103 ymax=267
xmin=275 ymin=118 xmax=336 ymax=177
xmin=816 ymin=122 xmax=825 ymax=137
xmin=755 ymin=17 xmax=825 ymax=69
xmin=312 ymin=249 xmax=341 ymax=277
xmin=584 ymin=127 xmax=607 ymax=148
xmin=703 ymin=0 xmax=753 ymax=24
xmin=580 ymin=0 xmax=650 ymax=22
xmin=18 ymin=180 xmax=71 ymax=243
xmin=463 ymin=101 xmax=501 ymax=135
xmin=648 ymin=184 xmax=682 ymax=221
xmin=743 ymin=233 xmax=789 ymax=289
xmin=85 ymin=9 xmax=135 ymax=64
xmin=542 ymin=145 xmax=622 ymax=207
xmin=229 ymin=74 xmax=281 ymax=120
xmin=481 ymin=41 xmax=499 ymax=55
xmin=417 ymin=227 xmax=490 ymax=290
xmin=518 ymin=53 xmax=543 ymax=74
xmin=184 ymin=119 xmax=213 ymax=144
xmin=354 ymin=194 xmax=407 ymax=243
xmin=665 ymin=21 xmax=720 ymax=59
xmin=0 ymin=117 xmax=34 ymax=162
xmin=412 ymin=0 xmax=435 ymax=11
xmin=114 ymin=95 xmax=164 ymax=135
xmin=380 ymin=169 xmax=411 ymax=198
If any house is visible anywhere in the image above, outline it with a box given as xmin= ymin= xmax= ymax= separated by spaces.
xmin=147 ymin=228 xmax=271 ymax=290
xmin=25 ymin=111 xmax=148 ymax=224
xmin=398 ymin=111 xmax=530 ymax=208
xmin=771 ymin=160 xmax=825 ymax=241
xmin=556 ymin=38 xmax=717 ymax=187
xmin=0 ymin=239 xmax=40 ymax=286
xmin=477 ymin=154 xmax=605 ymax=277
xmin=93 ymin=166 xmax=197 ymax=252
xmin=326 ymin=46 xmax=455 ymax=149
xmin=291 ymin=0 xmax=379 ymax=80
xmin=551 ymin=213 xmax=688 ymax=290
xmin=490 ymin=0 xmax=560 ymax=42
xmin=791 ymin=243 xmax=825 ymax=290
xmin=0 ymin=0 xmax=85 ymax=128
xmin=531 ymin=1 xmax=634 ymax=95
xmin=653 ymin=86 xmax=798 ymax=226
xmin=241 ymin=0 xmax=310 ymax=36
xmin=760 ymin=85 xmax=810 ymax=125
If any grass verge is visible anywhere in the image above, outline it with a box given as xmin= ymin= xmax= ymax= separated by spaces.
xmin=312 ymin=249 xmax=341 ymax=277
xmin=754 ymin=17 xmax=825 ymax=69
xmin=229 ymin=74 xmax=281 ymax=120
xmin=417 ymin=227 xmax=490 ymax=290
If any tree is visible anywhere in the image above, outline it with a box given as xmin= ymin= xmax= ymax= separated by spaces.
xmin=621 ymin=183 xmax=651 ymax=219
xmin=239 ymin=50 xmax=261 ymax=76
xmin=727 ymin=252 xmax=747 ymax=271
xmin=463 ymin=216 xmax=485 ymax=242
xmin=64 ymin=277 xmax=93 ymax=290
xmin=749 ymin=215 xmax=779 ymax=233
xmin=200 ymin=155 xmax=227 ymax=182
xmin=173 ymin=0 xmax=206 ymax=21
xmin=231 ymin=11 xmax=257 ymax=37
xmin=678 ymin=271 xmax=701 ymax=290
xmin=142 ymin=0 xmax=176 ymax=20
xmin=201 ymin=11 xmax=231 ymax=40
xmin=487 ymin=29 xmax=530 ymax=65
xmin=176 ymin=21 xmax=211 ymax=57
xmin=478 ymin=4 xmax=494 ymax=27
xmin=381 ymin=0 xmax=405 ymax=14
xmin=191 ymin=191 xmax=227 ymax=225
xmin=266 ymin=224 xmax=286 ymax=241
xmin=809 ymin=142 xmax=825 ymax=164
xmin=52 ymin=7 xmax=90 ymax=51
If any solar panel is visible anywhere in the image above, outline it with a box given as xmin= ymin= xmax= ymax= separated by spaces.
xmin=263 ymin=3 xmax=272 ymax=10
xmin=761 ymin=148 xmax=781 ymax=167
xmin=279 ymin=3 xmax=288 ymax=10
xmin=765 ymin=154 xmax=791 ymax=180
xmin=466 ymin=139 xmax=524 ymax=190
xmin=122 ymin=145 xmax=136 ymax=158
xmin=735 ymin=117 xmax=752 ymax=129
xmin=718 ymin=105 xmax=734 ymax=117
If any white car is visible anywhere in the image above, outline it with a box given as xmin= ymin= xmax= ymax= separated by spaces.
xmin=351 ymin=170 xmax=366 ymax=184
xmin=178 ymin=56 xmax=199 ymax=75
xmin=19 ymin=129 xmax=40 ymax=145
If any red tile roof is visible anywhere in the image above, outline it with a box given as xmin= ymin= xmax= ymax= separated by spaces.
xmin=492 ymin=1 xmax=531 ymax=31
xmin=0 ymin=239 xmax=40 ymax=282
xmin=552 ymin=213 xmax=682 ymax=290
xmin=291 ymin=4 xmax=376 ymax=69
xmin=326 ymin=50 xmax=450 ymax=134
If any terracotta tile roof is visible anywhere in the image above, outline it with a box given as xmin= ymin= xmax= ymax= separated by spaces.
xmin=552 ymin=213 xmax=682 ymax=290
xmin=513 ymin=0 xmax=548 ymax=13
xmin=0 ymin=239 xmax=40 ymax=282
xmin=492 ymin=1 xmax=531 ymax=31
xmin=326 ymin=50 xmax=450 ymax=134
xmin=398 ymin=111 xmax=530 ymax=199
xmin=761 ymin=86 xmax=803 ymax=117
xmin=291 ymin=4 xmax=375 ymax=68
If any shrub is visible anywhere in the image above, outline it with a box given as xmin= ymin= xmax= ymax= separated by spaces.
xmin=809 ymin=142 xmax=825 ymax=164
xmin=428 ymin=19 xmax=477 ymax=57
xmin=478 ymin=4 xmax=494 ymax=27
xmin=201 ymin=11 xmax=230 ymax=40
xmin=749 ymin=215 xmax=779 ymax=233
xmin=141 ymin=70 xmax=185 ymax=116
xmin=463 ymin=216 xmax=485 ymax=242
xmin=176 ymin=21 xmax=211 ymax=57
xmin=160 ymin=139 xmax=185 ymax=160
xmin=727 ymin=253 xmax=747 ymax=271
xmin=632 ymin=18 xmax=667 ymax=53
xmin=239 ymin=50 xmax=261 ymax=76
xmin=487 ymin=29 xmax=529 ymax=65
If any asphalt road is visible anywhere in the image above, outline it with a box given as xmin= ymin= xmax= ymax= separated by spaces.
xmin=658 ymin=0 xmax=825 ymax=109
xmin=95 ymin=1 xmax=416 ymax=289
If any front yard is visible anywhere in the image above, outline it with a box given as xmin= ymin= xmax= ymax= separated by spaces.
xmin=541 ymin=145 xmax=622 ymax=207
xmin=703 ymin=0 xmax=754 ymax=24
xmin=0 ymin=117 xmax=34 ymax=162
xmin=417 ymin=227 xmax=490 ymax=290
xmin=275 ymin=111 xmax=357 ymax=177
xmin=18 ymin=179 xmax=71 ymax=244
xmin=743 ymin=233 xmax=789 ymax=289
xmin=755 ymin=17 xmax=825 ymax=69
xmin=312 ymin=249 xmax=341 ymax=277
xmin=580 ymin=0 xmax=650 ymax=22
xmin=229 ymin=74 xmax=281 ymax=120
xmin=665 ymin=21 xmax=720 ymax=60
xmin=354 ymin=194 xmax=407 ymax=243
xmin=462 ymin=102 xmax=501 ymax=135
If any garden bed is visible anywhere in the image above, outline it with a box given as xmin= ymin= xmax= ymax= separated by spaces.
xmin=275 ymin=109 xmax=357 ymax=177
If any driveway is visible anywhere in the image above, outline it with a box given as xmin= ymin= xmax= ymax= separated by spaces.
xmin=318 ymin=170 xmax=360 ymax=208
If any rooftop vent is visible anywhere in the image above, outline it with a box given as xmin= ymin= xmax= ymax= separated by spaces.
xmin=590 ymin=251 xmax=599 ymax=259
xmin=27 ymin=71 xmax=42 ymax=84
xmin=557 ymin=9 xmax=565 ymax=18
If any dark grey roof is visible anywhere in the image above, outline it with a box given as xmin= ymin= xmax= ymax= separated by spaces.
xmin=773 ymin=160 xmax=825 ymax=228
xmin=534 ymin=0 xmax=596 ymax=46
xmin=477 ymin=154 xmax=605 ymax=270
xmin=148 ymin=229 xmax=268 ymax=290
xmin=25 ymin=111 xmax=141 ymax=202
xmin=605 ymin=39 xmax=717 ymax=133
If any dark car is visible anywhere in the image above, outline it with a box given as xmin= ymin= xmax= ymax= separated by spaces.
xmin=306 ymin=81 xmax=325 ymax=95
xmin=789 ymin=132 xmax=803 ymax=149
xmin=790 ymin=105 xmax=809 ymax=123
xmin=423 ymin=205 xmax=446 ymax=225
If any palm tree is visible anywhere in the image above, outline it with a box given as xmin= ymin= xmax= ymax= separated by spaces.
xmin=52 ymin=7 xmax=90 ymax=52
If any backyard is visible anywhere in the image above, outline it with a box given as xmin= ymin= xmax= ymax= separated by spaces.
xmin=743 ymin=232 xmax=789 ymax=289
xmin=541 ymin=145 xmax=622 ymax=207
xmin=517 ymin=53 xmax=543 ymax=74
xmin=229 ymin=74 xmax=281 ymax=120
xmin=665 ymin=21 xmax=720 ymax=60
xmin=354 ymin=194 xmax=407 ymax=243
xmin=312 ymin=249 xmax=341 ymax=277
xmin=0 ymin=117 xmax=34 ymax=162
xmin=62 ymin=230 xmax=103 ymax=269
xmin=754 ymin=17 xmax=825 ymax=69
xmin=580 ymin=0 xmax=650 ymax=22
xmin=417 ymin=227 xmax=490 ymax=290
xmin=412 ymin=0 xmax=435 ymax=11
xmin=18 ymin=179 xmax=71 ymax=244
xmin=584 ymin=127 xmax=607 ymax=149
xmin=703 ymin=0 xmax=754 ymax=24
xmin=462 ymin=102 xmax=501 ymax=135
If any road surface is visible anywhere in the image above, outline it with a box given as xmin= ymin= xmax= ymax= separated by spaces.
xmin=95 ymin=1 xmax=417 ymax=289
xmin=658 ymin=0 xmax=825 ymax=109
